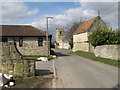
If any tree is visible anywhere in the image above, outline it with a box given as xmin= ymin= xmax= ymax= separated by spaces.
xmin=65 ymin=18 xmax=85 ymax=49
xmin=115 ymin=29 xmax=120 ymax=44
xmin=88 ymin=27 xmax=119 ymax=47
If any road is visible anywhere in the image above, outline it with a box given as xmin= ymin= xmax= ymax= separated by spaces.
xmin=54 ymin=49 xmax=119 ymax=88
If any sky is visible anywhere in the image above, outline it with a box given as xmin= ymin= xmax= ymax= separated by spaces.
xmin=0 ymin=0 xmax=119 ymax=37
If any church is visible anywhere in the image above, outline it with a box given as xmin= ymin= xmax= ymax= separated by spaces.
xmin=55 ymin=28 xmax=70 ymax=49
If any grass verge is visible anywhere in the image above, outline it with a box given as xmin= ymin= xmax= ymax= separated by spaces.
xmin=69 ymin=51 xmax=120 ymax=67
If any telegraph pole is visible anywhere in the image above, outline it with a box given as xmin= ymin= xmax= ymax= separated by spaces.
xmin=46 ymin=17 xmax=53 ymax=56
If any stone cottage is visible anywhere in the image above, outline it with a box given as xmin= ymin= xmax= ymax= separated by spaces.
xmin=55 ymin=28 xmax=70 ymax=49
xmin=72 ymin=16 xmax=107 ymax=52
xmin=1 ymin=25 xmax=52 ymax=56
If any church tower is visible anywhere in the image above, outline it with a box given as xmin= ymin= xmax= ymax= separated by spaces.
xmin=56 ymin=28 xmax=65 ymax=42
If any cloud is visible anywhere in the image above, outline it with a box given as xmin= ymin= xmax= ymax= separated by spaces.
xmin=1 ymin=2 xmax=39 ymax=23
xmin=32 ymin=2 xmax=118 ymax=37
xmin=32 ymin=7 xmax=97 ymax=33
xmin=80 ymin=2 xmax=118 ymax=27
xmin=1 ymin=1 xmax=118 ymax=36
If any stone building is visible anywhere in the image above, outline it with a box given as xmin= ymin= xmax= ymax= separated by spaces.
xmin=72 ymin=16 xmax=107 ymax=52
xmin=1 ymin=42 xmax=35 ymax=76
xmin=55 ymin=28 xmax=70 ymax=49
xmin=1 ymin=25 xmax=52 ymax=56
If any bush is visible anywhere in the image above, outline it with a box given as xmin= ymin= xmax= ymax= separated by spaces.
xmin=115 ymin=30 xmax=120 ymax=44
xmin=88 ymin=27 xmax=120 ymax=47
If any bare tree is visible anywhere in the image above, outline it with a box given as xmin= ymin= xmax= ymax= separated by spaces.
xmin=64 ymin=18 xmax=86 ymax=48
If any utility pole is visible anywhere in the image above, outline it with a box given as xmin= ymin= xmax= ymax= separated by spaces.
xmin=46 ymin=17 xmax=53 ymax=56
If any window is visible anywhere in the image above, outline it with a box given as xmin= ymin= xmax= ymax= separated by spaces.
xmin=38 ymin=38 xmax=43 ymax=46
xmin=1 ymin=37 xmax=8 ymax=42
xmin=19 ymin=38 xmax=23 ymax=47
xmin=60 ymin=31 xmax=62 ymax=35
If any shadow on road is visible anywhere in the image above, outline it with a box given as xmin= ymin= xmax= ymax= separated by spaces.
xmin=112 ymin=84 xmax=120 ymax=90
xmin=35 ymin=69 xmax=53 ymax=76
xmin=55 ymin=52 xmax=70 ymax=57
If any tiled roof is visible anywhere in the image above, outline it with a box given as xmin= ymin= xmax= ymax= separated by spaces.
xmin=0 ymin=25 xmax=51 ymax=37
xmin=74 ymin=17 xmax=97 ymax=34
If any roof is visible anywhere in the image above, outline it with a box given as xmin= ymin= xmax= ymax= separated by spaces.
xmin=74 ymin=17 xmax=97 ymax=34
xmin=0 ymin=25 xmax=51 ymax=37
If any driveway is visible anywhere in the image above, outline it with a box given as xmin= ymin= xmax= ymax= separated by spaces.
xmin=54 ymin=49 xmax=119 ymax=88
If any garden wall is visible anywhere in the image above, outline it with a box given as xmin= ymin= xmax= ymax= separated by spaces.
xmin=94 ymin=45 xmax=120 ymax=60
xmin=1 ymin=42 xmax=35 ymax=77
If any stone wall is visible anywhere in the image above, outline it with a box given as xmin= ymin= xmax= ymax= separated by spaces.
xmin=73 ymin=32 xmax=89 ymax=52
xmin=1 ymin=42 xmax=35 ymax=77
xmin=73 ymin=32 xmax=88 ymax=42
xmin=89 ymin=43 xmax=95 ymax=52
xmin=73 ymin=42 xmax=89 ymax=52
xmin=94 ymin=45 xmax=120 ymax=60
xmin=8 ymin=37 xmax=50 ymax=56
xmin=87 ymin=16 xmax=107 ymax=35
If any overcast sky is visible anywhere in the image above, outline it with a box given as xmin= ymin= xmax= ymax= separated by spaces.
xmin=1 ymin=0 xmax=119 ymax=37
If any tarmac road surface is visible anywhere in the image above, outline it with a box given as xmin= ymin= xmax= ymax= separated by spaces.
xmin=54 ymin=49 xmax=119 ymax=88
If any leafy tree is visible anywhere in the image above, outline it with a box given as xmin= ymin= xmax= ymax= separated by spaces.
xmin=88 ymin=27 xmax=119 ymax=47
xmin=115 ymin=29 xmax=120 ymax=44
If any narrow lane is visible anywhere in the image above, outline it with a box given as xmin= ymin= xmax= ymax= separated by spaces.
xmin=54 ymin=49 xmax=119 ymax=88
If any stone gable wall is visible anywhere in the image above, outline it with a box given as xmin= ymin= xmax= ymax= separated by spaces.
xmin=87 ymin=17 xmax=107 ymax=35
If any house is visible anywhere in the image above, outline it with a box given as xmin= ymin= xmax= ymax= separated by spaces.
xmin=1 ymin=25 xmax=52 ymax=56
xmin=55 ymin=28 xmax=70 ymax=49
xmin=72 ymin=16 xmax=107 ymax=52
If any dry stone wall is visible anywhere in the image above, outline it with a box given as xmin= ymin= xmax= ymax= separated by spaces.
xmin=1 ymin=42 xmax=35 ymax=77
xmin=94 ymin=45 xmax=120 ymax=60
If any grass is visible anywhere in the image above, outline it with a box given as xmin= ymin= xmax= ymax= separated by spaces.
xmin=69 ymin=51 xmax=120 ymax=67
xmin=24 ymin=55 xmax=53 ymax=60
